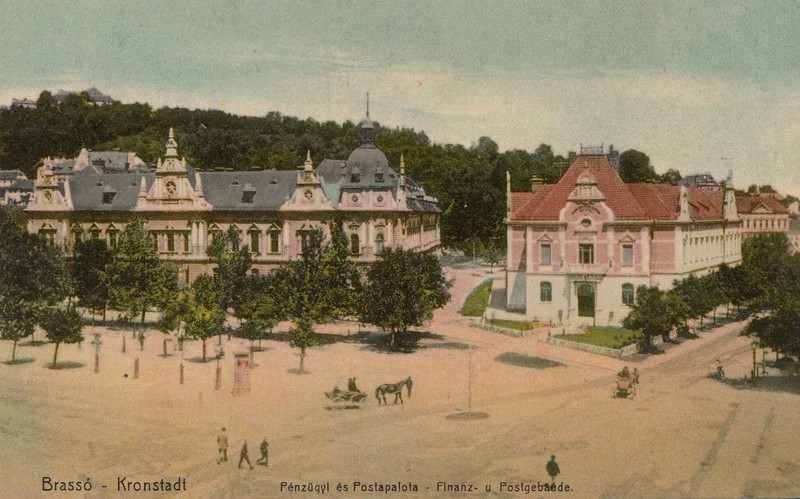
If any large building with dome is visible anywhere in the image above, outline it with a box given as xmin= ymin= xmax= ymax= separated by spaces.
xmin=24 ymin=111 xmax=441 ymax=283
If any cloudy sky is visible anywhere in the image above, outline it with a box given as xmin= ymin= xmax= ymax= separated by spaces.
xmin=1 ymin=1 xmax=798 ymax=193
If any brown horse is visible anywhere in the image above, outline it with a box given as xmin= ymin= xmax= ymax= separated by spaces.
xmin=375 ymin=377 xmax=413 ymax=405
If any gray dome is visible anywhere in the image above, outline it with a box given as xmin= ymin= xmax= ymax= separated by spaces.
xmin=347 ymin=145 xmax=389 ymax=171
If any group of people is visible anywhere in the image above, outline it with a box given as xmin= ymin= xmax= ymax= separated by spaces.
xmin=216 ymin=428 xmax=269 ymax=469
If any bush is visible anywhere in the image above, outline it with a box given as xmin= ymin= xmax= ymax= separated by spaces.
xmin=487 ymin=319 xmax=549 ymax=331
xmin=461 ymin=280 xmax=492 ymax=317
xmin=559 ymin=327 xmax=642 ymax=349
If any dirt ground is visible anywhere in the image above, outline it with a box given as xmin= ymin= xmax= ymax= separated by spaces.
xmin=1 ymin=267 xmax=799 ymax=498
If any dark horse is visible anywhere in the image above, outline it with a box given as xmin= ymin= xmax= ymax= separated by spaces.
xmin=375 ymin=377 xmax=413 ymax=405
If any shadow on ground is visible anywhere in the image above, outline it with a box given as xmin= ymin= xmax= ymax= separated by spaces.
xmin=1 ymin=358 xmax=35 ymax=365
xmin=45 ymin=361 xmax=84 ymax=370
xmin=496 ymin=352 xmax=564 ymax=369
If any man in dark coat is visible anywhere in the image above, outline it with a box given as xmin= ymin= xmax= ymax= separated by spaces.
xmin=257 ymin=439 xmax=269 ymax=467
xmin=546 ymin=455 xmax=560 ymax=484
xmin=239 ymin=440 xmax=253 ymax=469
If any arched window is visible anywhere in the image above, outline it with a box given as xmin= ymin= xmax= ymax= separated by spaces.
xmin=622 ymin=283 xmax=635 ymax=306
xmin=374 ymin=233 xmax=384 ymax=253
xmin=540 ymin=281 xmax=552 ymax=302
xmin=350 ymin=233 xmax=360 ymax=255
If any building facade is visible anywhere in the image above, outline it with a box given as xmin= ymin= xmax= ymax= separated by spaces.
xmin=25 ymin=114 xmax=440 ymax=283
xmin=735 ymin=194 xmax=790 ymax=238
xmin=506 ymin=149 xmax=741 ymax=327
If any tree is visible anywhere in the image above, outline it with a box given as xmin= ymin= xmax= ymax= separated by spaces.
xmin=0 ymin=297 xmax=38 ymax=362
xmin=238 ymin=274 xmax=285 ymax=351
xmin=207 ymin=226 xmax=253 ymax=321
xmin=106 ymin=219 xmax=166 ymax=323
xmin=619 ymin=149 xmax=657 ymax=183
xmin=359 ymin=248 xmax=451 ymax=347
xmin=157 ymin=289 xmax=193 ymax=356
xmin=40 ymin=306 xmax=83 ymax=368
xmin=72 ymin=238 xmax=112 ymax=320
xmin=741 ymin=233 xmax=791 ymax=310
xmin=186 ymin=275 xmax=226 ymax=362
xmin=622 ymin=285 xmax=672 ymax=351
xmin=274 ymin=228 xmax=359 ymax=372
xmin=744 ymin=300 xmax=800 ymax=357
xmin=659 ymin=168 xmax=682 ymax=185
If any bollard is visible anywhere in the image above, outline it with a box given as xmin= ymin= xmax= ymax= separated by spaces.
xmin=122 ymin=336 xmax=126 ymax=354
xmin=134 ymin=358 xmax=139 ymax=379
xmin=180 ymin=363 xmax=185 ymax=385
xmin=215 ymin=366 xmax=221 ymax=390
xmin=94 ymin=352 xmax=99 ymax=374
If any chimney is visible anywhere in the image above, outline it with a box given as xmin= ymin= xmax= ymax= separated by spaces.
xmin=606 ymin=144 xmax=620 ymax=171
xmin=568 ymin=151 xmax=577 ymax=164
xmin=530 ymin=175 xmax=544 ymax=192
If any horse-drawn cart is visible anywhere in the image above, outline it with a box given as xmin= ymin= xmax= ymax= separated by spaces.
xmin=325 ymin=388 xmax=367 ymax=405
xmin=613 ymin=375 xmax=636 ymax=398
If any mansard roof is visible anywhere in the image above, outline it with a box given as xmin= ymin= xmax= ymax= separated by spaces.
xmin=70 ymin=171 xmax=153 ymax=210
xmin=199 ymin=170 xmax=297 ymax=210
xmin=510 ymin=153 xmax=725 ymax=222
xmin=735 ymin=194 xmax=789 ymax=215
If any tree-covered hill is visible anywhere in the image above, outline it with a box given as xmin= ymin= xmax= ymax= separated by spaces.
xmin=0 ymin=91 xmax=675 ymax=250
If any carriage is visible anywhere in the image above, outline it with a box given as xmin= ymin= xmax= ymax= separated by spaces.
xmin=613 ymin=374 xmax=637 ymax=398
xmin=325 ymin=388 xmax=367 ymax=404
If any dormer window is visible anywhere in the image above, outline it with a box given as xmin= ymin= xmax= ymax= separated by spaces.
xmin=242 ymin=184 xmax=256 ymax=204
xmin=102 ymin=185 xmax=117 ymax=204
xmin=375 ymin=172 xmax=384 ymax=182
xmin=351 ymin=172 xmax=361 ymax=183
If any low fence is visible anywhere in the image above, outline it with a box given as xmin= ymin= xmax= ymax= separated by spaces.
xmin=540 ymin=335 xmax=640 ymax=358
xmin=469 ymin=319 xmax=543 ymax=338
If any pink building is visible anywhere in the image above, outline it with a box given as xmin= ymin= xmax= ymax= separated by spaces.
xmin=505 ymin=149 xmax=741 ymax=326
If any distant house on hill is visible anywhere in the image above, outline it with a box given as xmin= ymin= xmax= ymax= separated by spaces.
xmin=505 ymin=146 xmax=741 ymax=327
xmin=53 ymin=87 xmax=115 ymax=106
xmin=0 ymin=170 xmax=33 ymax=207
xmin=10 ymin=98 xmax=37 ymax=109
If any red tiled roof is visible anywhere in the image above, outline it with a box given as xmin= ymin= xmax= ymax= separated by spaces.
xmin=735 ymin=195 xmax=789 ymax=214
xmin=510 ymin=154 xmax=726 ymax=222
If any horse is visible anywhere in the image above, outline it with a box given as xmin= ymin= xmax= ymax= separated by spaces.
xmin=375 ymin=377 xmax=413 ymax=405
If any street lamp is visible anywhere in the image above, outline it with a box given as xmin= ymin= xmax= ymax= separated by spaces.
xmin=751 ymin=341 xmax=758 ymax=380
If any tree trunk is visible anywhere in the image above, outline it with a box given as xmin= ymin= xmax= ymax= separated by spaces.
xmin=11 ymin=339 xmax=17 ymax=362
xmin=163 ymin=338 xmax=168 ymax=356
xmin=299 ymin=347 xmax=306 ymax=372
xmin=52 ymin=342 xmax=60 ymax=368
xmin=203 ymin=340 xmax=207 ymax=362
xmin=141 ymin=306 xmax=147 ymax=324
xmin=103 ymin=305 xmax=107 ymax=323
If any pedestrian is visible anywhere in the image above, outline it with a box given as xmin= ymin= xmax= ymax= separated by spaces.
xmin=633 ymin=368 xmax=640 ymax=385
xmin=217 ymin=427 xmax=228 ymax=464
xmin=256 ymin=439 xmax=269 ymax=467
xmin=348 ymin=377 xmax=360 ymax=392
xmin=239 ymin=440 xmax=253 ymax=469
xmin=546 ymin=455 xmax=560 ymax=484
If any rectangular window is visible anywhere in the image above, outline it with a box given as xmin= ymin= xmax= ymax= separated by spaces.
xmin=540 ymin=244 xmax=551 ymax=265
xmin=540 ymin=282 xmax=552 ymax=302
xmin=183 ymin=233 xmax=190 ymax=253
xmin=269 ymin=230 xmax=280 ymax=253
xmin=107 ymin=230 xmax=118 ymax=249
xmin=250 ymin=231 xmax=260 ymax=253
xmin=167 ymin=233 xmax=175 ymax=253
xmin=579 ymin=244 xmax=594 ymax=264
xmin=622 ymin=244 xmax=633 ymax=266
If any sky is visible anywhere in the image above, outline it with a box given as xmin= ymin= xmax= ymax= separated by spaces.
xmin=1 ymin=0 xmax=798 ymax=194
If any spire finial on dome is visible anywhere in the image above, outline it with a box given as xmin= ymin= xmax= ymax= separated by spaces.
xmin=366 ymin=92 xmax=370 ymax=118
xmin=165 ymin=128 xmax=178 ymax=158
xmin=304 ymin=150 xmax=313 ymax=172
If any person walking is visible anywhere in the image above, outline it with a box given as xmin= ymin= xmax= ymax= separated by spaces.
xmin=546 ymin=455 xmax=560 ymax=484
xmin=217 ymin=428 xmax=229 ymax=464
xmin=239 ymin=440 xmax=253 ymax=469
xmin=256 ymin=439 xmax=269 ymax=467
